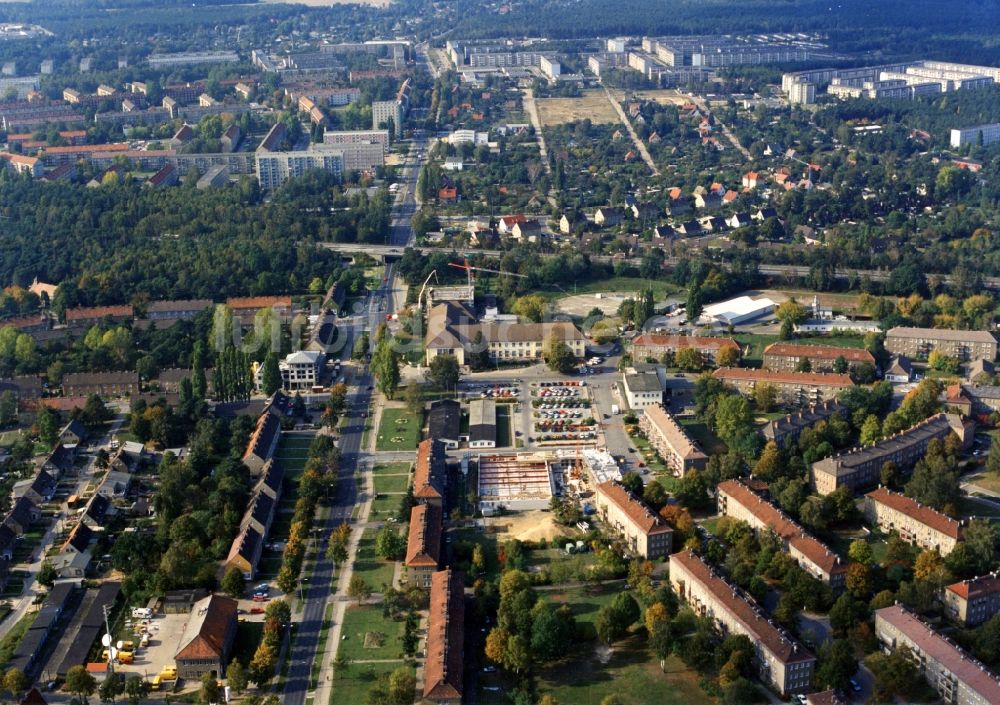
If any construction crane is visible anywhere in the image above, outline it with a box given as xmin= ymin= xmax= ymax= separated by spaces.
xmin=417 ymin=270 xmax=439 ymax=312
xmin=447 ymin=259 xmax=527 ymax=292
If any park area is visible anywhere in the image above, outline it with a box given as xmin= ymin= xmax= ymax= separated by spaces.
xmin=375 ymin=408 xmax=421 ymax=451
xmin=337 ymin=604 xmax=407 ymax=662
xmin=351 ymin=529 xmax=396 ymax=590
xmin=535 ymin=89 xmax=619 ymax=126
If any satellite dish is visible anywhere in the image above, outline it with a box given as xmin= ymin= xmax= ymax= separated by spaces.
xmin=101 ymin=634 xmax=112 ymax=647
xmin=116 ymin=640 xmax=123 ymax=650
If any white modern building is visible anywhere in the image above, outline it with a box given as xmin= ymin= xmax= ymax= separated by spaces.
xmin=255 ymin=350 xmax=325 ymax=391
xmin=701 ymin=296 xmax=776 ymax=326
xmin=950 ymin=122 xmax=1000 ymax=148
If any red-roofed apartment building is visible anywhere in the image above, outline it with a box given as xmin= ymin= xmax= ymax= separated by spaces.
xmin=670 ymin=551 xmax=815 ymax=695
xmin=423 ymin=569 xmax=464 ymax=705
xmin=943 ymin=572 xmax=1000 ymax=626
xmin=174 ymin=594 xmax=238 ymax=679
xmin=595 ymin=480 xmax=673 ymax=559
xmin=763 ymin=343 xmax=875 ymax=374
xmin=405 ymin=504 xmax=442 ymax=588
xmin=863 ymin=486 xmax=964 ymax=556
xmin=718 ymin=479 xmax=848 ymax=588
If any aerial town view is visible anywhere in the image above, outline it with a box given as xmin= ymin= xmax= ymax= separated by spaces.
xmin=1 ymin=0 xmax=1000 ymax=704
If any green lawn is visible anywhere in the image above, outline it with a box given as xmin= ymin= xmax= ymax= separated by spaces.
xmin=336 ymin=605 xmax=406 ymax=662
xmin=369 ymin=493 xmax=403 ymax=521
xmin=677 ymin=418 xmax=727 ymax=455
xmin=0 ymin=611 xmax=36 ymax=666
xmin=541 ymin=583 xmax=624 ymax=641
xmin=373 ymin=473 xmax=410 ymax=494
xmin=540 ymin=277 xmax=679 ymax=303
xmin=372 ymin=462 xmax=412 ymax=476
xmin=331 ymin=662 xmax=412 ymax=705
xmin=375 ymin=409 xmax=422 ymax=452
xmin=525 ymin=548 xmax=599 ymax=583
xmin=537 ymin=644 xmax=714 ymax=705
xmin=956 ymin=495 xmax=1000 ymax=520
xmin=352 ymin=530 xmax=397 ymax=590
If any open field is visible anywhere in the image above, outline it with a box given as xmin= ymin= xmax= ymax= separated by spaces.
xmin=539 ymin=644 xmax=714 ymax=705
xmin=375 ymin=408 xmax=421 ymax=451
xmin=352 ymin=529 xmax=397 ymax=590
xmin=536 ymin=90 xmax=618 ymax=126
xmin=336 ymin=605 xmax=406 ymax=662
xmin=548 ymin=278 xmax=681 ymax=310
xmin=373 ymin=473 xmax=409 ymax=494
xmin=331 ymin=662 xmax=412 ymax=705
xmin=488 ymin=509 xmax=566 ymax=543
xmin=609 ymin=88 xmax=691 ymax=106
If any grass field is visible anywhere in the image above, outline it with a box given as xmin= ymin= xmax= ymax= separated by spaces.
xmin=373 ymin=473 xmax=409 ymax=494
xmin=375 ymin=408 xmax=422 ymax=452
xmin=538 ymin=643 xmax=713 ymax=705
xmin=369 ymin=493 xmax=402 ymax=521
xmin=542 ymin=582 xmax=623 ymax=640
xmin=331 ymin=662 xmax=411 ymax=705
xmin=678 ymin=418 xmax=727 ymax=456
xmin=0 ymin=611 xmax=35 ymax=666
xmin=536 ymin=89 xmax=618 ymax=126
xmin=352 ymin=530 xmax=396 ymax=590
xmin=965 ymin=471 xmax=1000 ymax=494
xmin=336 ymin=605 xmax=406 ymax=662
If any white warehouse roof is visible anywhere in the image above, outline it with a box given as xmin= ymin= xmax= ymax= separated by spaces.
xmin=701 ymin=296 xmax=777 ymax=325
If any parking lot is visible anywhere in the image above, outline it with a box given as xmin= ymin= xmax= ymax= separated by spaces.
xmin=112 ymin=611 xmax=189 ymax=681
xmin=530 ymin=381 xmax=598 ymax=444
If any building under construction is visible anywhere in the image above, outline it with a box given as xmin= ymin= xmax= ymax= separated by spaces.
xmin=476 ymin=452 xmax=570 ymax=515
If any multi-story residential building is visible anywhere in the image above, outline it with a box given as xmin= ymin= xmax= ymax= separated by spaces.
xmin=174 ymin=595 xmax=238 ymax=680
xmin=713 ymin=367 xmax=854 ymax=406
xmin=717 ymin=480 xmax=848 ymax=588
xmin=148 ymin=51 xmax=239 ymax=68
xmin=323 ymin=129 xmax=390 ymax=152
xmin=874 ymin=605 xmax=1000 ymax=705
xmin=423 ymin=569 xmax=464 ymax=705
xmin=241 ymin=395 xmax=286 ymax=476
xmin=405 ymin=504 xmax=442 ymax=588
xmin=143 ymin=299 xmax=212 ymax=323
xmin=594 ymin=480 xmax=673 ymax=559
xmin=253 ymin=350 xmax=324 ymax=391
xmin=65 ymin=304 xmax=133 ymax=327
xmin=622 ymin=371 xmax=662 ymax=410
xmin=413 ymin=439 xmax=448 ymax=507
xmin=864 ymin=487 xmax=964 ymax=556
xmin=255 ymin=146 xmax=343 ymax=189
xmin=950 ymin=122 xmax=1000 ymax=148
xmin=372 ymin=100 xmax=404 ymax=137
xmin=761 ymin=400 xmax=846 ymax=447
xmin=943 ymin=573 xmax=1000 ymax=627
xmin=885 ymin=327 xmax=998 ymax=362
xmin=424 ymin=302 xmax=585 ymax=365
xmin=811 ymin=414 xmax=970 ymax=495
xmin=762 ymin=343 xmax=875 ymax=373
xmin=639 ymin=404 xmax=707 ymax=477
xmin=631 ymin=334 xmax=740 ymax=365
xmin=670 ymin=551 xmax=815 ymax=695
xmin=226 ymin=296 xmax=293 ymax=325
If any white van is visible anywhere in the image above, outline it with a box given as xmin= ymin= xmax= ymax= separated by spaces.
xmin=131 ymin=607 xmax=152 ymax=619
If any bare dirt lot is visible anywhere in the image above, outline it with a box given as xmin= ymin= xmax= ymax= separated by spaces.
xmin=555 ymin=293 xmax=632 ymax=317
xmin=535 ymin=89 xmax=619 ymax=126
xmin=732 ymin=288 xmax=862 ymax=312
xmin=610 ymin=88 xmax=691 ymax=106
xmin=489 ymin=510 xmax=568 ymax=543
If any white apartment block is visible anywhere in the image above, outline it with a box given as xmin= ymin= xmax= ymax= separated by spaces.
xmin=323 ymin=129 xmax=390 ymax=152
xmin=255 ymin=149 xmax=343 ymax=189
xmin=950 ymin=122 xmax=1000 ymax=148
xmin=372 ymin=100 xmax=403 ymax=137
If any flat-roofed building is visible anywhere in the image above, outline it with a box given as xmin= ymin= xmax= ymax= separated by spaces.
xmin=631 ymin=334 xmax=739 ymax=366
xmin=639 ymin=404 xmax=706 ymax=477
xmin=875 ymin=604 xmax=1000 ymax=705
xmin=622 ymin=371 xmax=662 ymax=410
xmin=717 ymin=479 xmax=847 ymax=588
xmin=594 ymin=480 xmax=673 ymax=559
xmin=670 ymin=551 xmax=815 ymax=695
xmin=886 ymin=327 xmax=998 ymax=362
xmin=763 ymin=343 xmax=875 ymax=373
xmin=713 ymin=367 xmax=854 ymax=406
xmin=424 ymin=570 xmax=464 ymax=705
xmin=468 ymin=399 xmax=496 ymax=448
xmin=405 ymin=504 xmax=442 ymax=588
xmin=944 ymin=573 xmax=1000 ymax=627
xmin=811 ymin=414 xmax=970 ymax=495
xmin=864 ymin=486 xmax=964 ymax=556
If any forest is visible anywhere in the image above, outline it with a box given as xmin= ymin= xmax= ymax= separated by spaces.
xmin=0 ymin=170 xmax=389 ymax=305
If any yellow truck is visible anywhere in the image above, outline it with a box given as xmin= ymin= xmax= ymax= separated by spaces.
xmin=158 ymin=667 xmax=177 ymax=681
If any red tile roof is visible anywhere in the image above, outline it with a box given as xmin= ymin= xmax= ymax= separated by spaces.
xmin=718 ymin=480 xmax=846 ymax=576
xmin=671 ymin=551 xmax=813 ymax=665
xmin=65 ymin=305 xmax=132 ymax=321
xmin=405 ymin=504 xmax=442 ymax=568
xmin=876 ymin=605 xmax=1000 ymax=703
xmin=713 ymin=367 xmax=854 ymax=388
xmin=226 ymin=296 xmax=292 ymax=311
xmin=42 ymin=143 xmax=128 ymax=154
xmin=413 ymin=439 xmax=444 ymax=500
xmin=632 ymin=334 xmax=739 ymax=353
xmin=597 ymin=481 xmax=673 ymax=536
xmin=763 ymin=343 xmax=875 ymax=365
xmin=865 ymin=487 xmax=963 ymax=540
xmin=424 ymin=569 xmax=464 ymax=701
xmin=174 ymin=594 xmax=237 ymax=661
xmin=946 ymin=573 xmax=1000 ymax=601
